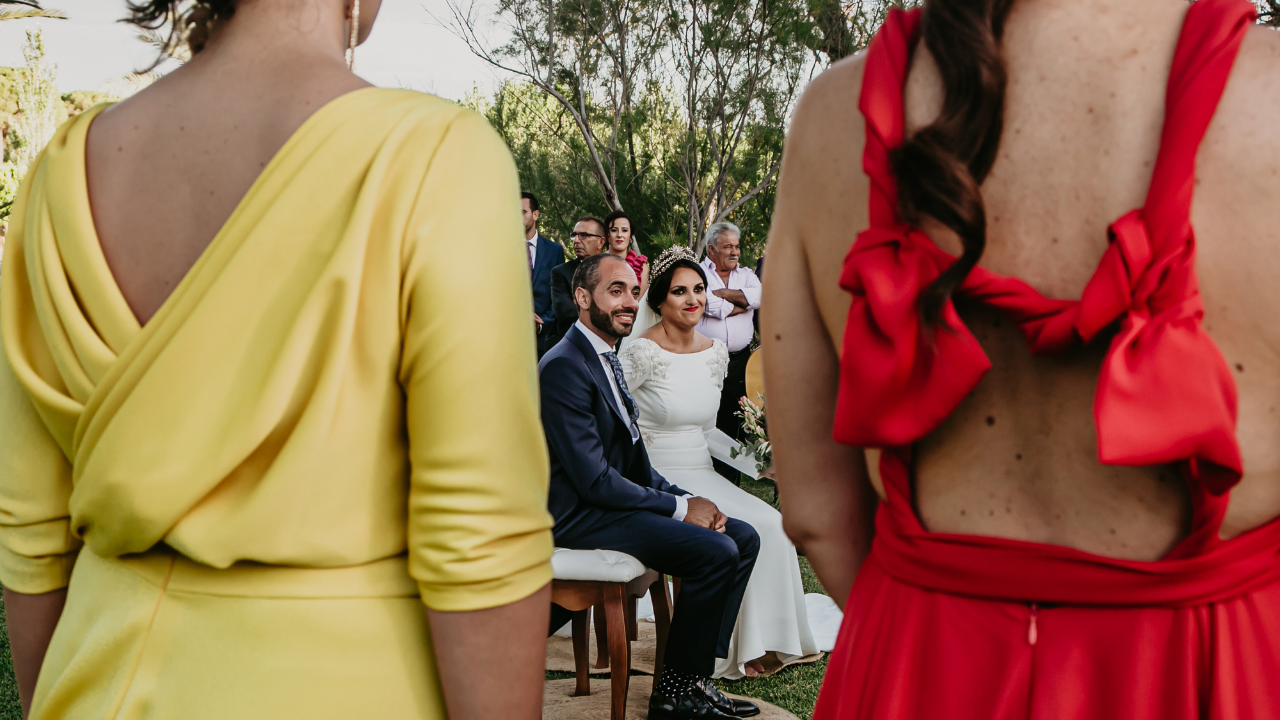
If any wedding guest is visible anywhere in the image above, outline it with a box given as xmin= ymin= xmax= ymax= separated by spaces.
xmin=765 ymin=0 xmax=1280 ymax=718
xmin=697 ymin=222 xmax=762 ymax=483
xmin=540 ymin=253 xmax=760 ymax=720
xmin=0 ymin=1 xmax=553 ymax=718
xmin=548 ymin=215 xmax=606 ymax=348
xmin=523 ymin=191 xmax=566 ymax=357
xmin=604 ymin=209 xmax=649 ymax=295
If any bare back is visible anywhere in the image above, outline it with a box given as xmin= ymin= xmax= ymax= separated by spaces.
xmin=765 ymin=0 xmax=1280 ymax=561
xmin=85 ymin=5 xmax=371 ymax=326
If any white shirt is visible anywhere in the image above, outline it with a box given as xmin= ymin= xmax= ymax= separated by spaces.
xmin=574 ymin=321 xmax=689 ymax=521
xmin=698 ymin=259 xmax=762 ymax=353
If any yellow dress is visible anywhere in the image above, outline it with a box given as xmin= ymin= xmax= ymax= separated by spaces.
xmin=0 ymin=88 xmax=554 ymax=719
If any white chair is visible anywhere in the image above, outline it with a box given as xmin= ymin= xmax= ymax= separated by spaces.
xmin=551 ymin=548 xmax=673 ymax=720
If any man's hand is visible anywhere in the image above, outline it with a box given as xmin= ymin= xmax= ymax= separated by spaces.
xmin=728 ymin=306 xmax=747 ymax=317
xmin=683 ymin=497 xmax=725 ymax=531
xmin=712 ymin=289 xmax=750 ymax=308
xmin=534 ymin=313 xmax=544 ymax=329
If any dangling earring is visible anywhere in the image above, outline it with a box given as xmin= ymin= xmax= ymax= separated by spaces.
xmin=345 ymin=0 xmax=361 ymax=70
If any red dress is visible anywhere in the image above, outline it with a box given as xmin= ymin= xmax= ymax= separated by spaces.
xmin=817 ymin=1 xmax=1280 ymax=718
xmin=625 ymin=249 xmax=648 ymax=279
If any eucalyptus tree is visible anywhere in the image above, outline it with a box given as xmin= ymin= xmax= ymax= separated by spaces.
xmin=441 ymin=0 xmax=665 ymax=244
xmin=661 ymin=0 xmax=816 ymax=254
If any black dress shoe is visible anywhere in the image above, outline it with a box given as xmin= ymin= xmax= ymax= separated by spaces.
xmin=648 ymin=686 xmax=739 ymax=719
xmin=693 ymin=677 xmax=760 ymax=718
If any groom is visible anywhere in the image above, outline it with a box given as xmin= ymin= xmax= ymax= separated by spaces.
xmin=539 ymin=253 xmax=761 ymax=720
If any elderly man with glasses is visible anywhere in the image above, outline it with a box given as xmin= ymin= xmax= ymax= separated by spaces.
xmin=548 ymin=215 xmax=608 ymax=349
xmin=698 ymin=222 xmax=762 ymax=485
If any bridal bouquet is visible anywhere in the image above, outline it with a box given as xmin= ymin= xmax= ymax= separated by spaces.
xmin=730 ymin=394 xmax=772 ymax=477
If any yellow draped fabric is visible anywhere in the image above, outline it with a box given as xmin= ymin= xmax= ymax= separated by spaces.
xmin=0 ymin=88 xmax=554 ymax=718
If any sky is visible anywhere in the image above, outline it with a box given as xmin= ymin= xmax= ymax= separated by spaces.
xmin=0 ymin=0 xmax=515 ymax=100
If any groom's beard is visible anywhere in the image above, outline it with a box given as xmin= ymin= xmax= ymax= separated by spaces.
xmin=589 ymin=301 xmax=635 ymax=341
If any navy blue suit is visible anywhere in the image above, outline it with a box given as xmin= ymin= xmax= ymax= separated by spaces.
xmin=530 ymin=233 xmax=565 ymax=356
xmin=539 ymin=326 xmax=759 ymax=676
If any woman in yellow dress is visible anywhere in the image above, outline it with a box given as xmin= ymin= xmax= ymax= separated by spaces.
xmin=0 ymin=1 xmax=554 ymax=718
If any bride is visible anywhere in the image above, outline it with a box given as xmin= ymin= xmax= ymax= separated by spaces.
xmin=619 ymin=246 xmax=820 ymax=679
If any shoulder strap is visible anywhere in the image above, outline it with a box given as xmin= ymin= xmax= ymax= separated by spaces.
xmin=859 ymin=7 xmax=921 ymax=229
xmin=1142 ymin=0 xmax=1255 ymax=249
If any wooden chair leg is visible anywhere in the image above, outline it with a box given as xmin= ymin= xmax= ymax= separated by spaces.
xmin=593 ymin=601 xmax=610 ymax=669
xmin=571 ymin=609 xmax=591 ymax=697
xmin=604 ymin=584 xmax=630 ymax=720
xmin=651 ymin=575 xmax=672 ymax=679
xmin=626 ymin=595 xmax=638 ymax=641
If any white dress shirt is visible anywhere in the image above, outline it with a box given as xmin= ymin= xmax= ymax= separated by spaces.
xmin=575 ymin=321 xmax=689 ymax=521
xmin=698 ymin=259 xmax=762 ymax=353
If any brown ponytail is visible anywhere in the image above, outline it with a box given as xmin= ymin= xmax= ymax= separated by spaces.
xmin=890 ymin=0 xmax=1016 ymax=328
xmin=125 ymin=0 xmax=238 ymax=61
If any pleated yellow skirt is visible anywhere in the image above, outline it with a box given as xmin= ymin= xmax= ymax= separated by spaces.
xmin=31 ymin=549 xmax=447 ymax=719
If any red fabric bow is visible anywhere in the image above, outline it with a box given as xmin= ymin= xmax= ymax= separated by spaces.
xmin=833 ymin=5 xmax=1245 ymax=494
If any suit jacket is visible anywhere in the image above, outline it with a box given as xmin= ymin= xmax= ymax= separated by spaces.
xmin=531 ymin=233 xmax=565 ymax=326
xmin=549 ymin=258 xmax=581 ymax=347
xmin=539 ymin=326 xmax=688 ymax=537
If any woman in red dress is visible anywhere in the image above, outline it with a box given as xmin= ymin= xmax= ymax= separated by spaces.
xmin=605 ymin=209 xmax=650 ymax=294
xmin=763 ymin=0 xmax=1280 ymax=717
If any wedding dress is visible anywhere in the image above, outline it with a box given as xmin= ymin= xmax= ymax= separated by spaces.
xmin=620 ymin=337 xmax=825 ymax=679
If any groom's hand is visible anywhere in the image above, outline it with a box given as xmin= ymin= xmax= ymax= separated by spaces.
xmin=683 ymin=497 xmax=722 ymax=530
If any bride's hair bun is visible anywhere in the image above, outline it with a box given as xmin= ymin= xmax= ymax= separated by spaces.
xmin=126 ymin=0 xmax=238 ymax=64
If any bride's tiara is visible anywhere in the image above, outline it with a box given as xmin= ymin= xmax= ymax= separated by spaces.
xmin=650 ymin=245 xmax=699 ymax=279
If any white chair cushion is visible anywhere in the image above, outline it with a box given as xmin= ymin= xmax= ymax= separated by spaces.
xmin=551 ymin=548 xmax=648 ymax=583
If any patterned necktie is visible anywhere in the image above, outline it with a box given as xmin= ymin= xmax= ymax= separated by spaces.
xmin=603 ymin=351 xmax=640 ymax=428
xmin=527 ymin=240 xmax=534 ymax=278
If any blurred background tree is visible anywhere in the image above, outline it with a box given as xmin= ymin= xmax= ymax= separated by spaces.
xmin=445 ymin=0 xmax=908 ymax=264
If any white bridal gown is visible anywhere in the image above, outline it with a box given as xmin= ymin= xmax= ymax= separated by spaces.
xmin=620 ymin=337 xmax=823 ymax=679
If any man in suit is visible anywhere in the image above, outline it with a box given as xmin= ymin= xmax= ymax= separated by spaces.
xmin=539 ymin=254 xmax=761 ymax=720
xmin=522 ymin=191 xmax=566 ymax=357
xmin=548 ymin=215 xmax=607 ymax=347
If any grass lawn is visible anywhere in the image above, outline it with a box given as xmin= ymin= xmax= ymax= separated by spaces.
xmin=549 ymin=475 xmax=831 ymax=720
xmin=0 ymin=595 xmax=22 ymax=720
xmin=0 ymin=479 xmax=829 ymax=720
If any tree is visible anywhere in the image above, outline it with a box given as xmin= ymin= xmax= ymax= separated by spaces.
xmin=664 ymin=0 xmax=814 ymax=254
xmin=465 ymin=80 xmax=689 ymax=254
xmin=443 ymin=0 xmax=825 ymax=256
xmin=1 ymin=28 xmax=62 ymax=220
xmin=441 ymin=0 xmax=665 ymax=240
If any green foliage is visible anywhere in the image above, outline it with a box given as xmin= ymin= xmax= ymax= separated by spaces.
xmin=467 ymin=80 xmax=694 ymax=259
xmin=452 ymin=0 xmax=914 ymax=264
xmin=61 ymin=90 xmax=114 ymax=116
xmin=1 ymin=29 xmax=66 ymax=219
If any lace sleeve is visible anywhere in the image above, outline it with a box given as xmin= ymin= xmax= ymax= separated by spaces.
xmin=619 ymin=340 xmax=657 ymax=391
